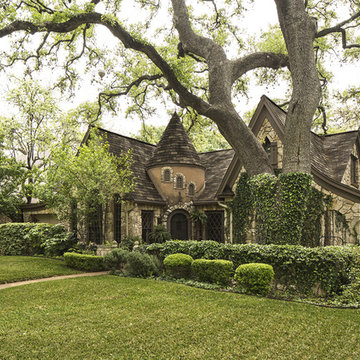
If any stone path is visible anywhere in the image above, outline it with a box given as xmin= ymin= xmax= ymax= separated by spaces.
xmin=0 ymin=271 xmax=109 ymax=290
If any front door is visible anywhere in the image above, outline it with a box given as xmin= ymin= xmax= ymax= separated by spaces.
xmin=170 ymin=212 xmax=189 ymax=240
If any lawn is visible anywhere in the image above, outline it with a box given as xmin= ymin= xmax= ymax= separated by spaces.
xmin=0 ymin=256 xmax=83 ymax=283
xmin=0 ymin=275 xmax=359 ymax=360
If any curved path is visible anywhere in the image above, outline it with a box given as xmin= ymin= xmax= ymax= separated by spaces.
xmin=0 ymin=271 xmax=109 ymax=290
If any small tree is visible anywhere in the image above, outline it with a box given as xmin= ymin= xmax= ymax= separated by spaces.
xmin=37 ymin=129 xmax=134 ymax=242
xmin=190 ymin=209 xmax=207 ymax=241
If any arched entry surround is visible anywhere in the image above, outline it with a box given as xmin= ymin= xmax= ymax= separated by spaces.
xmin=167 ymin=209 xmax=191 ymax=240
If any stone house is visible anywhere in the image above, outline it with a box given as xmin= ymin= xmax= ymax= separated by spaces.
xmin=22 ymin=96 xmax=360 ymax=245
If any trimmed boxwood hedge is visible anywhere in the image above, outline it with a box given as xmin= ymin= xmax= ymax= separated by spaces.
xmin=146 ymin=240 xmax=355 ymax=295
xmin=64 ymin=252 xmax=106 ymax=271
xmin=163 ymin=253 xmax=194 ymax=278
xmin=0 ymin=223 xmax=71 ymax=256
xmin=235 ymin=263 xmax=274 ymax=294
xmin=191 ymin=259 xmax=234 ymax=286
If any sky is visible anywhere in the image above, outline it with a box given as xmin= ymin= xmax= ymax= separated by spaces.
xmin=1 ymin=0 xmax=360 ymax=137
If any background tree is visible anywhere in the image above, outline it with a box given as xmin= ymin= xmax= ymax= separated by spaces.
xmin=0 ymin=135 xmax=26 ymax=221
xmin=37 ymin=129 xmax=134 ymax=242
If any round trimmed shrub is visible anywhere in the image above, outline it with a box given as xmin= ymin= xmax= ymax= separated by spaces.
xmin=235 ymin=263 xmax=274 ymax=295
xmin=163 ymin=253 xmax=194 ymax=279
xmin=191 ymin=259 xmax=234 ymax=286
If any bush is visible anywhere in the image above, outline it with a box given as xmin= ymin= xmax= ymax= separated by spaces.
xmin=64 ymin=252 xmax=105 ymax=271
xmin=120 ymin=236 xmax=141 ymax=251
xmin=148 ymin=225 xmax=171 ymax=244
xmin=235 ymin=263 xmax=274 ymax=295
xmin=0 ymin=223 xmax=70 ymax=256
xmin=191 ymin=259 xmax=234 ymax=286
xmin=42 ymin=232 xmax=77 ymax=257
xmin=124 ymin=252 xmax=160 ymax=277
xmin=145 ymin=241 xmax=354 ymax=295
xmin=163 ymin=253 xmax=193 ymax=278
xmin=103 ymin=248 xmax=130 ymax=272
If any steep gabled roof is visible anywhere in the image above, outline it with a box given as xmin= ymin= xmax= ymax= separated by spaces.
xmin=94 ymin=127 xmax=165 ymax=204
xmin=147 ymin=112 xmax=202 ymax=168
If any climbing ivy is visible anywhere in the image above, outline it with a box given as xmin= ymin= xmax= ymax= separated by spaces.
xmin=229 ymin=173 xmax=253 ymax=244
xmin=231 ymin=172 xmax=334 ymax=246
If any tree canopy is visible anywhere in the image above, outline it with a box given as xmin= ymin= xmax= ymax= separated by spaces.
xmin=0 ymin=0 xmax=360 ymax=176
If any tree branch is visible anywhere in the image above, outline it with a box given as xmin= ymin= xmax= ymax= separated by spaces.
xmin=231 ymin=52 xmax=289 ymax=83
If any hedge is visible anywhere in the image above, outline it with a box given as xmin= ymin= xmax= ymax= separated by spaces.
xmin=64 ymin=252 xmax=106 ymax=271
xmin=235 ymin=263 xmax=274 ymax=294
xmin=146 ymin=240 xmax=355 ymax=295
xmin=0 ymin=223 xmax=71 ymax=256
xmin=163 ymin=253 xmax=194 ymax=278
xmin=191 ymin=259 xmax=234 ymax=286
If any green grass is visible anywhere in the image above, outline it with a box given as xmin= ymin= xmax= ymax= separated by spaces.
xmin=0 ymin=256 xmax=83 ymax=283
xmin=0 ymin=276 xmax=359 ymax=360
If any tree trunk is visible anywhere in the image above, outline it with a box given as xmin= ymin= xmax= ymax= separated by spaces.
xmin=274 ymin=0 xmax=321 ymax=174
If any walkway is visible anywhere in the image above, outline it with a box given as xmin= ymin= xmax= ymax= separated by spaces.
xmin=0 ymin=271 xmax=109 ymax=290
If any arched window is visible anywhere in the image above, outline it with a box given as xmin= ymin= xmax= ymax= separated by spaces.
xmin=164 ymin=169 xmax=171 ymax=182
xmin=176 ymin=175 xmax=184 ymax=189
xmin=188 ymin=183 xmax=195 ymax=196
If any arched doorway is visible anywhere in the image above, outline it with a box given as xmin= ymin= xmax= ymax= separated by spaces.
xmin=169 ymin=210 xmax=189 ymax=240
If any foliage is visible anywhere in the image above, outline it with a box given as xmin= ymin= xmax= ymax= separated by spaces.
xmin=124 ymin=251 xmax=160 ymax=278
xmin=229 ymin=173 xmax=253 ymax=243
xmin=103 ymin=248 xmax=130 ymax=272
xmin=232 ymin=172 xmax=329 ymax=246
xmin=0 ymin=223 xmax=70 ymax=256
xmin=235 ymin=263 xmax=275 ymax=295
xmin=191 ymin=259 xmax=234 ymax=286
xmin=64 ymin=252 xmax=106 ymax=271
xmin=148 ymin=225 xmax=171 ymax=244
xmin=37 ymin=128 xmax=134 ymax=241
xmin=0 ymin=256 xmax=82 ymax=284
xmin=0 ymin=139 xmax=26 ymax=221
xmin=120 ymin=235 xmax=141 ymax=250
xmin=146 ymin=240 xmax=354 ymax=295
xmin=163 ymin=253 xmax=194 ymax=279
xmin=42 ymin=232 xmax=77 ymax=257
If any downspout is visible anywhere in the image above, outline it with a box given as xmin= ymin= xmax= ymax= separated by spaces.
xmin=217 ymin=201 xmax=233 ymax=244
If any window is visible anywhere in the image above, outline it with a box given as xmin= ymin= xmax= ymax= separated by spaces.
xmin=142 ymin=210 xmax=154 ymax=243
xmin=205 ymin=211 xmax=224 ymax=243
xmin=114 ymin=197 xmax=122 ymax=243
xmin=188 ymin=183 xmax=195 ymax=196
xmin=164 ymin=169 xmax=171 ymax=182
xmin=175 ymin=174 xmax=184 ymax=189
xmin=263 ymin=137 xmax=278 ymax=168
xmin=87 ymin=204 xmax=103 ymax=244
xmin=351 ymin=155 xmax=358 ymax=186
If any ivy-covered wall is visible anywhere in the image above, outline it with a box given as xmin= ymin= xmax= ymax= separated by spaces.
xmin=229 ymin=172 xmax=351 ymax=247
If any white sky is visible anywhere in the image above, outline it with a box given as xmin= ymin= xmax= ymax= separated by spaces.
xmin=0 ymin=0 xmax=359 ymax=136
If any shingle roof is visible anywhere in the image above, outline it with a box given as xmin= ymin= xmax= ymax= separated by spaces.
xmin=96 ymin=128 xmax=165 ymax=204
xmin=197 ymin=149 xmax=235 ymax=202
xmin=147 ymin=112 xmax=202 ymax=168
xmin=263 ymin=96 xmax=359 ymax=182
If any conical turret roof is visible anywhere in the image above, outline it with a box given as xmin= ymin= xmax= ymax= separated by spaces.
xmin=147 ymin=112 xmax=202 ymax=167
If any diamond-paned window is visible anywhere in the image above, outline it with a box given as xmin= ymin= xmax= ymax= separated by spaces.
xmin=114 ymin=197 xmax=122 ymax=243
xmin=205 ymin=211 xmax=224 ymax=243
xmin=142 ymin=210 xmax=154 ymax=243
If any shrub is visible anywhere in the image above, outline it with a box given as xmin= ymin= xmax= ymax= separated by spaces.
xmin=42 ymin=232 xmax=77 ymax=257
xmin=64 ymin=252 xmax=105 ymax=271
xmin=146 ymin=241 xmax=354 ymax=295
xmin=0 ymin=223 xmax=69 ymax=256
xmin=163 ymin=253 xmax=193 ymax=278
xmin=124 ymin=252 xmax=160 ymax=277
xmin=103 ymin=248 xmax=130 ymax=272
xmin=120 ymin=236 xmax=141 ymax=251
xmin=191 ymin=259 xmax=234 ymax=286
xmin=148 ymin=225 xmax=171 ymax=244
xmin=235 ymin=263 xmax=274 ymax=295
